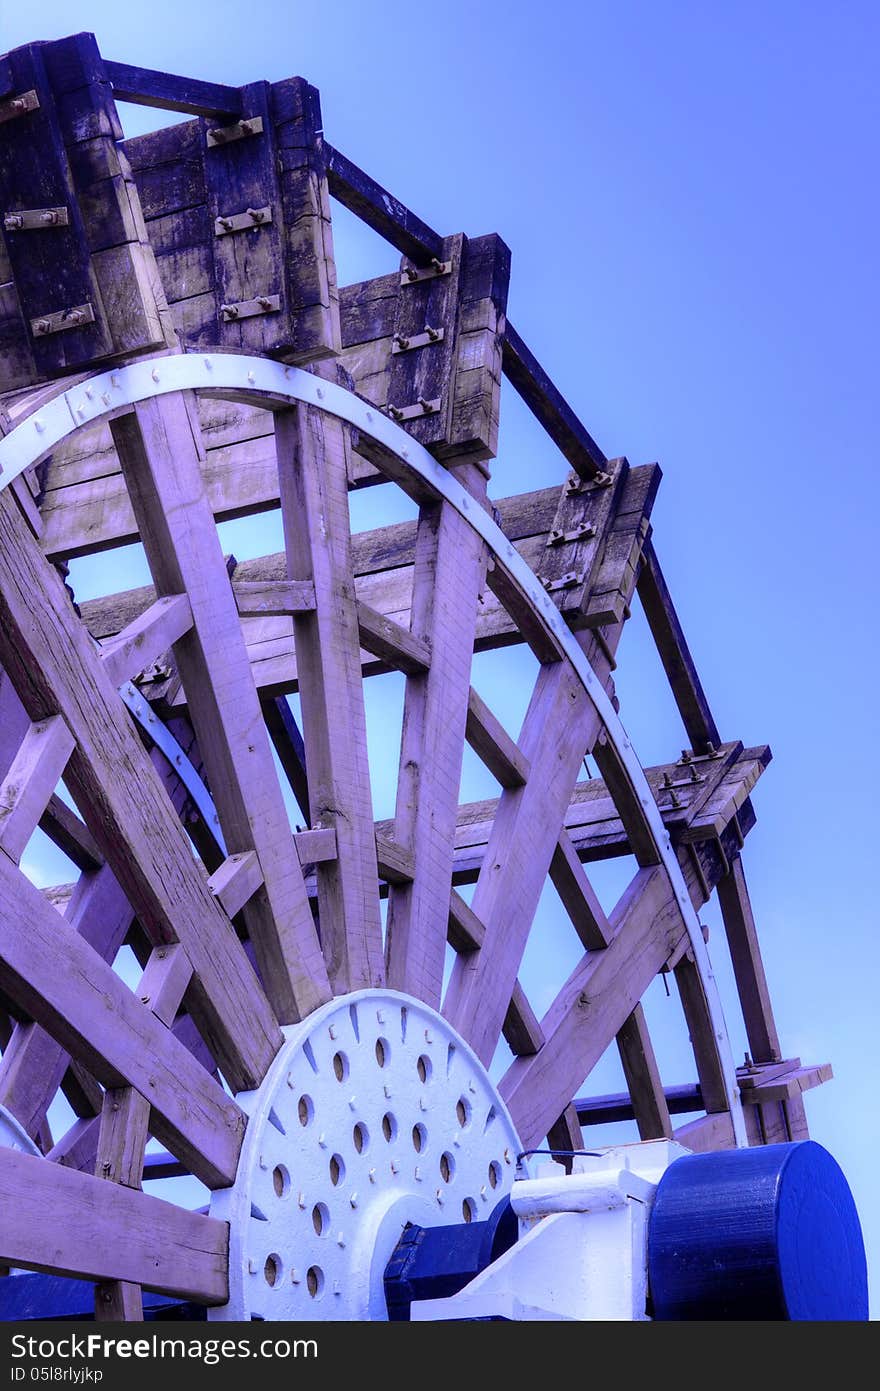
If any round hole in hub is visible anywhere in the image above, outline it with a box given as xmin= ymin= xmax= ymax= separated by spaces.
xmin=306 ymin=1266 xmax=324 ymax=1298
xmin=412 ymin=1123 xmax=427 ymax=1153
xmin=417 ymin=1054 xmax=432 ymax=1083
xmin=456 ymin=1097 xmax=472 ymax=1128
xmin=264 ymin=1254 xmax=282 ymax=1286
xmin=375 ymin=1037 xmax=390 ymax=1067
xmin=382 ymin=1112 xmax=397 ymax=1142
xmin=440 ymin=1152 xmax=455 ymax=1183
xmin=329 ymin=1154 xmax=345 ymax=1186
xmin=311 ymin=1202 xmax=330 ymax=1236
xmin=297 ymin=1094 xmax=314 ymax=1126
xmin=488 ymin=1160 xmax=502 ymax=1190
xmin=462 ymin=1199 xmax=477 ymax=1224
xmin=272 ymin=1164 xmax=290 ymax=1198
xmin=332 ymin=1052 xmax=349 ymax=1083
xmin=353 ymin=1121 xmax=369 ymax=1154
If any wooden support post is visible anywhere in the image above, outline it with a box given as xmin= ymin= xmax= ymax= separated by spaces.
xmin=386 ymin=476 xmax=488 ymax=1006
xmin=94 ymin=1086 xmax=151 ymax=1321
xmin=275 ymin=396 xmax=384 ymax=993
xmin=110 ymin=391 xmax=329 ymax=1025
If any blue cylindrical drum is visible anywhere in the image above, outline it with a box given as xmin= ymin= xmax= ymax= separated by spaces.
xmin=648 ymin=1141 xmax=868 ymax=1320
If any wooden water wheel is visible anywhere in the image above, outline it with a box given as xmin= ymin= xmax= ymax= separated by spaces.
xmin=0 ymin=33 xmax=832 ymax=1321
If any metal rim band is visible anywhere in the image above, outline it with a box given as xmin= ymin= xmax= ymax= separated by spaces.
xmin=0 ymin=353 xmax=746 ymax=1143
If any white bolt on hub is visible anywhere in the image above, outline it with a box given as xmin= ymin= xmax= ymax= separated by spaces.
xmin=209 ymin=990 xmax=522 ymax=1321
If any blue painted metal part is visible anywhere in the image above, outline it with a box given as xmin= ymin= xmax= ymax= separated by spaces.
xmin=0 ymin=1272 xmax=204 ymax=1321
xmin=384 ymin=1197 xmax=518 ymax=1321
xmin=648 ymin=1141 xmax=868 ymax=1321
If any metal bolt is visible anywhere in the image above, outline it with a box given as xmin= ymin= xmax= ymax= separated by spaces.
xmin=290 ymin=1267 xmax=300 ymax=1283
xmin=349 ymin=1193 xmax=358 ymax=1209
xmin=4 ymin=214 xmax=23 ymax=230
xmin=34 ymin=319 xmax=50 ymax=335
xmin=388 ymin=405 xmax=404 ymax=421
xmin=247 ymin=207 xmax=265 ymax=223
xmin=336 ymin=1232 xmax=345 ymax=1248
xmin=405 ymin=265 xmax=419 ymax=281
xmin=368 ymin=1168 xmax=376 ymax=1184
xmin=41 ymin=210 xmax=59 ymax=225
xmin=140 ymin=994 xmax=150 ymax=1005
xmin=390 ymin=1160 xmax=399 ymax=1174
xmin=414 ymin=1166 xmax=421 ymax=1181
xmin=11 ymin=99 xmax=24 ymax=112
xmin=418 ymin=396 xmax=435 ymax=413
xmin=151 ymin=368 xmax=160 ymax=382
xmin=328 ymin=1025 xmax=337 ymax=1040
xmin=435 ymin=1189 xmax=444 ymax=1206
xmin=430 ymin=257 xmax=443 ymax=272
xmin=298 ymin=1191 xmax=306 ymax=1209
xmin=257 ymin=296 xmax=272 ymax=310
xmin=394 ymin=333 xmax=410 ymax=350
xmin=426 ymin=324 xmax=440 ymax=341
xmin=220 ymin=304 xmax=239 ymax=320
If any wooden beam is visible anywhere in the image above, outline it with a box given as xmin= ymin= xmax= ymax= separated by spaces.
xmin=276 ymin=399 xmax=384 ymax=993
xmin=324 ymin=144 xmax=444 ymax=264
xmin=110 ymin=392 xmax=329 ymax=1025
xmin=105 ymin=61 xmax=243 ymax=119
xmin=443 ymin=657 xmax=603 ymax=1065
xmin=0 ymin=1147 xmax=228 ymax=1302
xmin=716 ymin=856 xmax=781 ymax=1063
xmin=208 ymin=851 xmax=264 ymax=922
xmin=262 ymin=695 xmax=309 ymax=822
xmin=465 ymin=687 xmax=530 ymax=789
xmin=501 ymin=324 xmax=607 ymax=483
xmin=234 ymin=580 xmax=316 ymax=616
xmin=636 ymin=540 xmax=721 ymax=755
xmin=94 ymin=1085 xmax=152 ymax=1321
xmin=447 ymin=890 xmax=485 ymax=954
xmin=357 ymin=601 xmax=431 ymax=676
xmin=591 ymin=728 xmax=661 ymax=867
xmin=674 ymin=1112 xmax=736 ymax=1153
xmin=575 ymin=1083 xmax=703 ymax=1127
xmin=0 ymin=863 xmax=133 ymax=1140
xmin=98 ymin=593 xmax=193 ymax=688
xmin=386 ymin=481 xmax=488 ymax=1006
xmin=0 ymin=716 xmax=75 ymax=862
xmin=499 ymin=866 xmax=684 ymax=1148
xmin=38 ymin=794 xmax=103 ymax=871
xmin=503 ymin=981 xmax=544 ymax=1057
xmin=614 ymin=1004 xmax=673 ymax=1140
xmin=0 ymin=850 xmax=245 ymax=1189
xmin=549 ymin=829 xmax=611 ymax=949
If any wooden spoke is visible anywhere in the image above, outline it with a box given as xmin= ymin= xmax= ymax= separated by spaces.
xmin=0 ymin=487 xmax=281 ymax=1092
xmin=275 ymin=398 xmax=384 ymax=993
xmin=0 ymin=851 xmax=244 ymax=1188
xmin=110 ymin=393 xmax=330 ymax=1024
xmin=0 ymin=717 xmax=75 ymax=863
xmin=0 ymin=1147 xmax=227 ymax=1303
xmin=386 ymin=481 xmax=488 ymax=1005
xmin=499 ymin=865 xmax=685 ymax=1148
xmin=444 ymin=646 xmax=611 ymax=1065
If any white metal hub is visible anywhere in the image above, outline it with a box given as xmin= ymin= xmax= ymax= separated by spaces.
xmin=208 ymin=990 xmax=522 ymax=1320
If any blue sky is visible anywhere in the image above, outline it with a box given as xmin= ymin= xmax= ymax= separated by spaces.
xmin=2 ymin=1 xmax=877 ymax=1313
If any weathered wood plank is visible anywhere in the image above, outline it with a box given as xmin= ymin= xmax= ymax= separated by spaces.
xmin=110 ymin=392 xmax=329 ymax=1025
xmin=105 ymin=61 xmax=242 ymax=119
xmin=276 ymin=399 xmax=384 ymax=992
xmin=208 ymin=850 xmax=264 ymax=922
xmin=357 ymin=600 xmax=431 ymax=676
xmin=386 ymin=477 xmax=487 ymax=1006
xmin=636 ymin=540 xmax=721 ymax=755
xmin=443 ymin=644 xmax=610 ymax=1065
xmin=614 ymin=1004 xmax=673 ymax=1140
xmin=501 ymin=323 xmax=607 ymax=482
xmin=0 ymin=850 xmax=245 ymax=1188
xmin=549 ymin=829 xmax=611 ymax=949
xmin=466 ymin=687 xmax=530 ymax=789
xmin=0 ymin=1146 xmax=228 ymax=1302
xmin=0 ymin=483 xmax=282 ymax=1091
xmin=99 ymin=593 xmax=193 ymax=688
xmin=0 ymin=862 xmax=130 ymax=1139
xmin=0 ymin=716 xmax=75 ymax=862
xmin=447 ymin=890 xmax=485 ymax=954
xmin=503 ymin=981 xmax=545 ymax=1057
xmin=324 ymin=144 xmax=444 ymax=264
xmin=262 ymin=695 xmax=309 ymax=820
xmin=499 ymin=866 xmax=684 ymax=1147
xmin=716 ymin=856 xmax=781 ymax=1064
